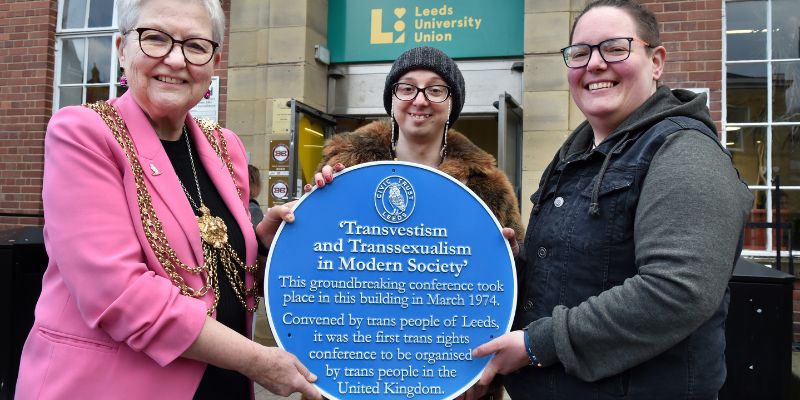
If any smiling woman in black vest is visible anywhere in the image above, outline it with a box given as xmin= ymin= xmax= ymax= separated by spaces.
xmin=463 ymin=1 xmax=753 ymax=399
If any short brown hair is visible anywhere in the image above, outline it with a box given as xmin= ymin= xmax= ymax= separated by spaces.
xmin=569 ymin=0 xmax=661 ymax=48
xmin=247 ymin=164 xmax=261 ymax=189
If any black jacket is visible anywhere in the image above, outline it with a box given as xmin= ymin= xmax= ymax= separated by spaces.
xmin=506 ymin=87 xmax=752 ymax=399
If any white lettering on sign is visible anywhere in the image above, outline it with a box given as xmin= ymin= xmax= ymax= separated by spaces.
xmin=369 ymin=4 xmax=484 ymax=46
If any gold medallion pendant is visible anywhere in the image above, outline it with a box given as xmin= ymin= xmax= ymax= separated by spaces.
xmin=197 ymin=205 xmax=228 ymax=249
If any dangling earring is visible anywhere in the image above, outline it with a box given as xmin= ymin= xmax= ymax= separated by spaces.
xmin=119 ymin=75 xmax=128 ymax=87
xmin=204 ymin=87 xmax=212 ymax=99
xmin=439 ymin=101 xmax=451 ymax=160
xmin=390 ymin=109 xmax=398 ymax=160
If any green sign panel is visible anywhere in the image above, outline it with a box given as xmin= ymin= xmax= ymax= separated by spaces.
xmin=329 ymin=0 xmax=523 ymax=63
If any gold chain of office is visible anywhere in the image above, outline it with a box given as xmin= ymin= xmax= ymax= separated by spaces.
xmin=84 ymin=101 xmax=261 ymax=315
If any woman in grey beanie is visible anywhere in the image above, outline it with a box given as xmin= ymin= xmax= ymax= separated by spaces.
xmin=310 ymin=46 xmax=523 ymax=243
xmin=381 ymin=45 xmax=466 ymax=160
xmin=311 ymin=45 xmax=520 ymax=399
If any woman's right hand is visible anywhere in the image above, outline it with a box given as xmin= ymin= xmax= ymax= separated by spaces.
xmin=303 ymin=163 xmax=345 ymax=192
xmin=255 ymin=202 xmax=297 ymax=248
xmin=244 ymin=346 xmax=321 ymax=399
xmin=502 ymin=227 xmax=520 ymax=257
xmin=183 ymin=317 xmax=321 ymax=399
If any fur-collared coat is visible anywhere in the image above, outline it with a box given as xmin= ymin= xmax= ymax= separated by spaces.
xmin=319 ymin=120 xmax=523 ymax=239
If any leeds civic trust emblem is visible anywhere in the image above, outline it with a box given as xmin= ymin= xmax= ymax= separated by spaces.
xmin=374 ymin=175 xmax=415 ymax=223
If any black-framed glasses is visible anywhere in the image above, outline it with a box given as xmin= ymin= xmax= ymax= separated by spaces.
xmin=128 ymin=27 xmax=219 ymax=66
xmin=560 ymin=37 xmax=653 ymax=69
xmin=392 ymin=83 xmax=451 ymax=103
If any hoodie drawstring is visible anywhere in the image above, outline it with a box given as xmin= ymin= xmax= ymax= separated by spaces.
xmin=588 ymin=132 xmax=631 ymax=217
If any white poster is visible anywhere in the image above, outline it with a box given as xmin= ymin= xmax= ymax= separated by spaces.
xmin=190 ymin=76 xmax=219 ymax=122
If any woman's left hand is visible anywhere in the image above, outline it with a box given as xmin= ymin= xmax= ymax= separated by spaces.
xmin=256 ymin=162 xmax=345 ymax=246
xmin=255 ymin=202 xmax=296 ymax=247
xmin=459 ymin=330 xmax=530 ymax=399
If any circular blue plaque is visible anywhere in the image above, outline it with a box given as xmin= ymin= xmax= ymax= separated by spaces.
xmin=266 ymin=161 xmax=516 ymax=400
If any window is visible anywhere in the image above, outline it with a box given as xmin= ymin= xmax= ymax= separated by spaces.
xmin=55 ymin=0 xmax=123 ymax=110
xmin=725 ymin=0 xmax=800 ymax=255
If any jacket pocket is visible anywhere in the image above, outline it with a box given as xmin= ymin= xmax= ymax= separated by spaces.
xmin=569 ymin=170 xmax=637 ymax=294
xmin=531 ymin=182 xmax=557 ymax=206
xmin=525 ymin=183 xmax=557 ymax=244
xmin=38 ymin=326 xmax=117 ymax=353
xmin=579 ymin=171 xmax=634 ymax=198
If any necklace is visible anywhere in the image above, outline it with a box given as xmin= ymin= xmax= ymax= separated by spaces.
xmin=84 ymin=100 xmax=260 ymax=315
xmin=179 ymin=127 xmax=229 ymax=249
xmin=173 ymin=126 xmax=260 ymax=313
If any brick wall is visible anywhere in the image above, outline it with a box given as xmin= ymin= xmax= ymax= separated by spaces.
xmin=640 ymin=0 xmax=723 ymax=132
xmin=216 ymin=0 xmax=230 ymax=126
xmin=0 ymin=0 xmax=230 ymax=230
xmin=0 ymin=0 xmax=57 ymax=229
xmin=795 ymin=279 xmax=800 ymax=344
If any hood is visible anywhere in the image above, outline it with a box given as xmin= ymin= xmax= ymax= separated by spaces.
xmin=615 ymin=86 xmax=715 ymax=138
xmin=562 ymin=86 xmax=716 ymax=159
xmin=533 ymin=86 xmax=717 ymax=218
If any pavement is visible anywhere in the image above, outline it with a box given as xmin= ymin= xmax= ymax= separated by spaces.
xmin=254 ymin=384 xmax=299 ymax=400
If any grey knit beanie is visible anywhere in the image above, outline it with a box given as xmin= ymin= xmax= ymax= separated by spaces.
xmin=383 ymin=46 xmax=466 ymax=126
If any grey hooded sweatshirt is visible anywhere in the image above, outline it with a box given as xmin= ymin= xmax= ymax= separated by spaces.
xmin=510 ymin=86 xmax=753 ymax=398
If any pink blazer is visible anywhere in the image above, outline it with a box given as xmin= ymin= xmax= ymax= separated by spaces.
xmin=16 ymin=92 xmax=258 ymax=400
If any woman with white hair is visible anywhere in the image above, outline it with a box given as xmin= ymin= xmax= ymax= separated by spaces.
xmin=15 ymin=1 xmax=319 ymax=399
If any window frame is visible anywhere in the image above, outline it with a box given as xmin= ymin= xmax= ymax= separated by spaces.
xmin=54 ymin=0 xmax=121 ymax=113
xmin=724 ymin=0 xmax=800 ymax=257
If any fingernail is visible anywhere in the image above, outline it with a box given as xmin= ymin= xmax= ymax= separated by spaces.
xmin=325 ymin=174 xmax=332 ymax=183
xmin=335 ymin=163 xmax=344 ymax=170
xmin=315 ymin=178 xmax=323 ymax=186
xmin=286 ymin=213 xmax=295 ymax=223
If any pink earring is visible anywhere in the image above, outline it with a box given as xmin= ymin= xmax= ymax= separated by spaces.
xmin=119 ymin=75 xmax=127 ymax=87
xmin=204 ymin=88 xmax=212 ymax=99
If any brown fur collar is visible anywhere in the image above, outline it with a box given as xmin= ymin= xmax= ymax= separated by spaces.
xmin=320 ymin=119 xmax=524 ymax=238
xmin=321 ymin=120 xmax=499 ymax=182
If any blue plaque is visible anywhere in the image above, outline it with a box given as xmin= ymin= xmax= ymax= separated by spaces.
xmin=266 ymin=161 xmax=516 ymax=400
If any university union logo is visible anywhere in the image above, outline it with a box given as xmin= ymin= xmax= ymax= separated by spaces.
xmin=370 ymin=7 xmax=405 ymax=44
xmin=374 ymin=175 xmax=415 ymax=223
